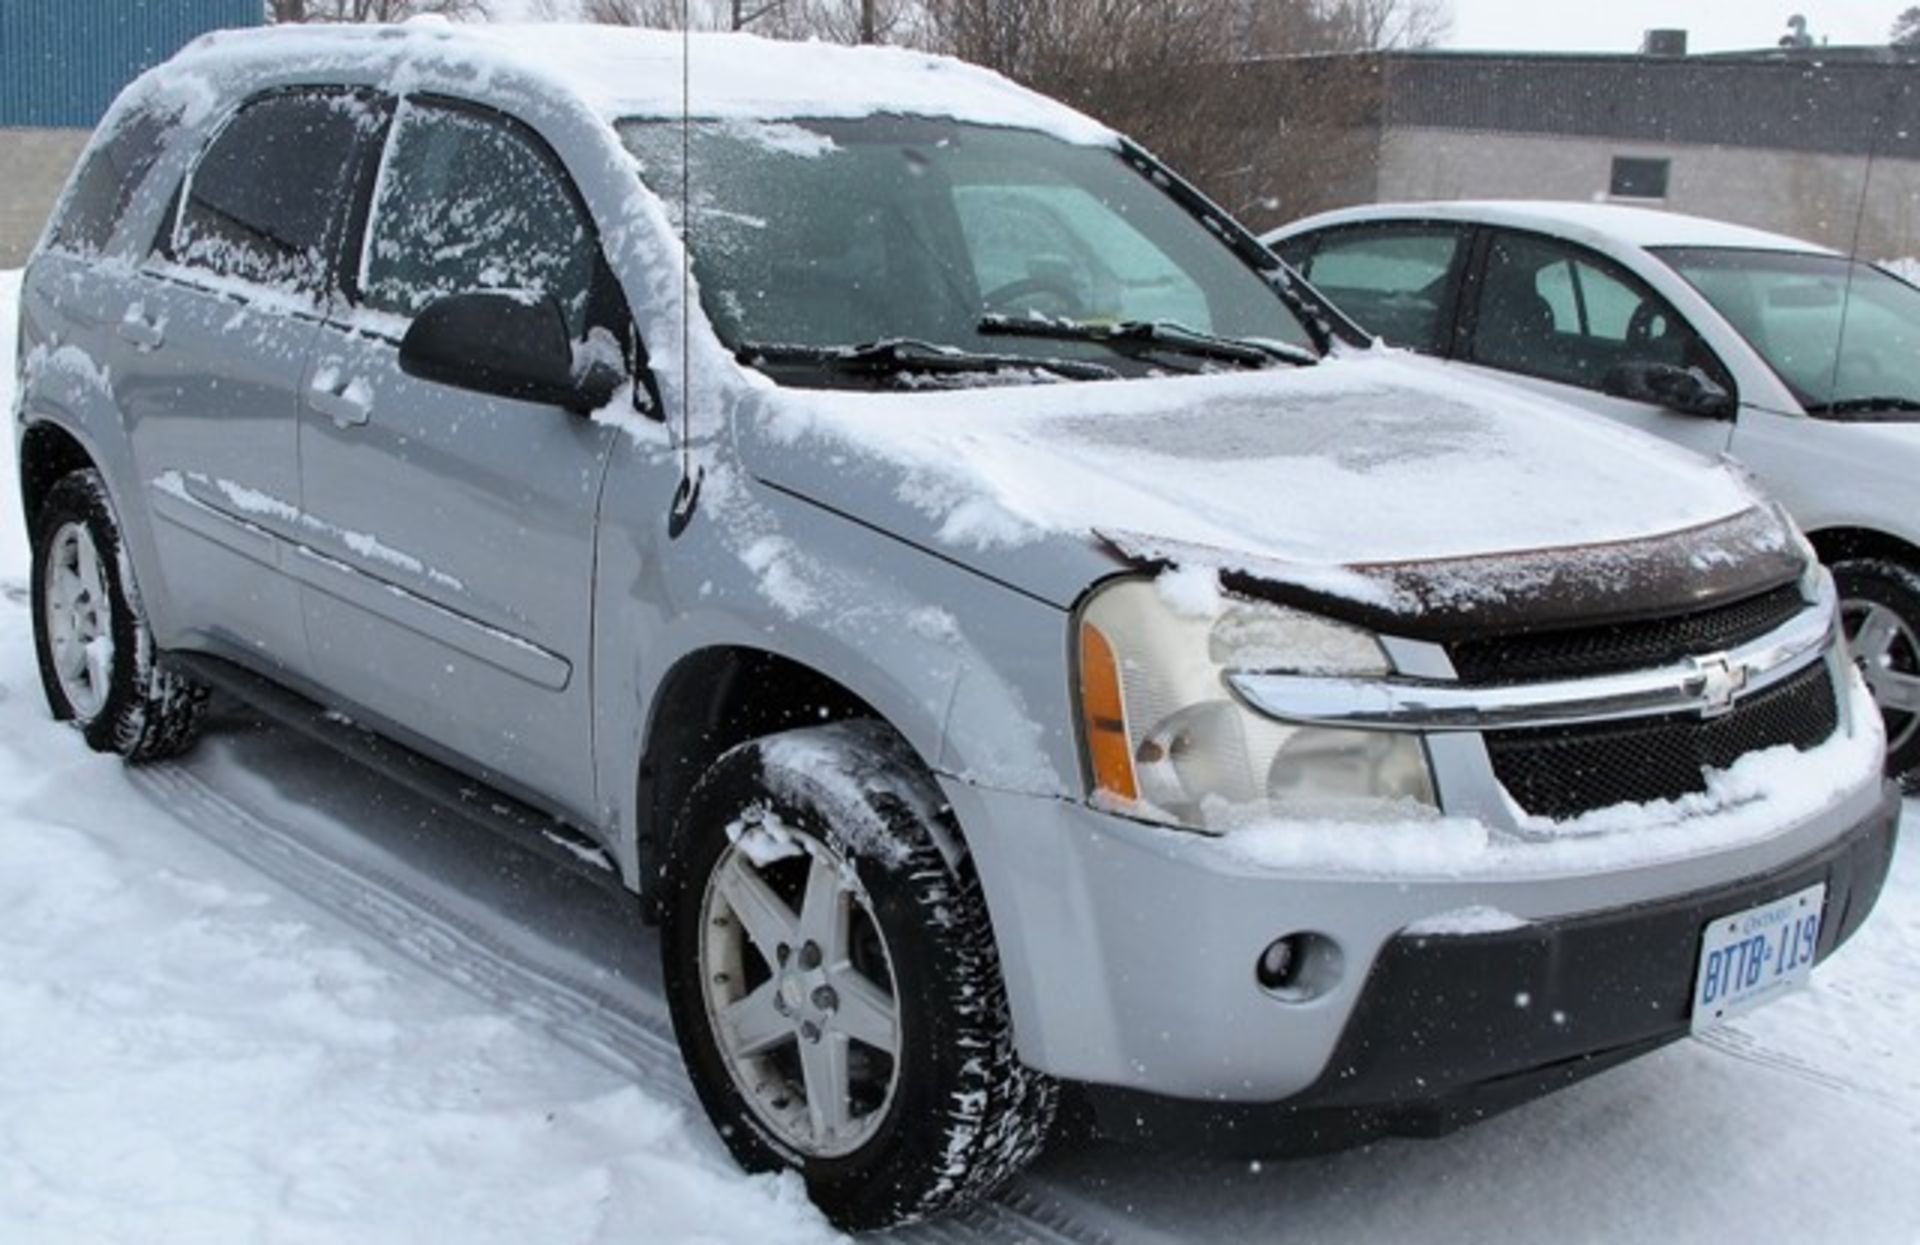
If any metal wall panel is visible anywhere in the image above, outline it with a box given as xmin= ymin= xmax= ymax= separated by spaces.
xmin=1382 ymin=54 xmax=1920 ymax=162
xmin=1 ymin=0 xmax=261 ymax=129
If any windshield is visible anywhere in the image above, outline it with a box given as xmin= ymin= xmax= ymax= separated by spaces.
xmin=1656 ymin=247 xmax=1920 ymax=416
xmin=618 ymin=115 xmax=1314 ymax=385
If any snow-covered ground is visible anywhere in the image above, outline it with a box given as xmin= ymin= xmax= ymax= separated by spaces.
xmin=1887 ymin=257 xmax=1920 ymax=285
xmin=3 ymin=267 xmax=1918 ymax=1242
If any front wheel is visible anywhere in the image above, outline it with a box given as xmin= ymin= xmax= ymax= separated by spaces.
xmin=660 ymin=721 xmax=1055 ymax=1231
xmin=31 ymin=468 xmax=208 ymax=760
xmin=1833 ymin=556 xmax=1920 ymax=781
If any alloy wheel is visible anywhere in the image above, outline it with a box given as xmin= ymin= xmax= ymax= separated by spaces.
xmin=1842 ymin=597 xmax=1920 ymax=755
xmin=698 ymin=825 xmax=903 ymax=1158
xmin=44 ymin=521 xmax=113 ymax=721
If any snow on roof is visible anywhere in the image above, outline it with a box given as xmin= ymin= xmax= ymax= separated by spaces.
xmin=1270 ymin=200 xmax=1835 ymax=256
xmin=169 ymin=20 xmax=1115 ymax=142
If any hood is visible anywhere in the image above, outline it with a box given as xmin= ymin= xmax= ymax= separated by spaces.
xmin=736 ymin=348 xmax=1803 ymax=630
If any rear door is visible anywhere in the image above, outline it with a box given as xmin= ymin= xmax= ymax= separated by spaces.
xmin=115 ymin=88 xmax=386 ymax=675
xmin=1458 ymin=229 xmax=1736 ymax=457
xmin=294 ymin=96 xmax=619 ymax=817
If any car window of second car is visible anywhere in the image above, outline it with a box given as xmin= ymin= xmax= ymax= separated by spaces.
xmin=1294 ymin=225 xmax=1464 ymax=353
xmin=361 ymin=101 xmax=598 ymax=335
xmin=1471 ymin=231 xmax=1708 ymax=391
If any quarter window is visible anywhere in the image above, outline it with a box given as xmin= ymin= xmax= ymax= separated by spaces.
xmin=361 ymin=102 xmax=597 ymax=334
xmin=170 ymin=91 xmax=380 ymax=297
xmin=1296 ymin=225 xmax=1466 ymax=353
xmin=53 ymin=102 xmax=175 ymax=255
xmin=1470 ymin=232 xmax=1720 ymax=395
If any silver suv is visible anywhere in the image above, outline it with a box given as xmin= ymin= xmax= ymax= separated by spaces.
xmin=14 ymin=22 xmax=1900 ymax=1231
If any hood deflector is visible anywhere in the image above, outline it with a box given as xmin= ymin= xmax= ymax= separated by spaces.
xmin=1098 ymin=506 xmax=1809 ymax=644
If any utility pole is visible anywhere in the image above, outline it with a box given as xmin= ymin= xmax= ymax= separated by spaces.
xmin=860 ymin=0 xmax=876 ymax=43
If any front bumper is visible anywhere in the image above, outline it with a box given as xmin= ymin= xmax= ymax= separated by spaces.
xmin=943 ymin=762 xmax=1898 ymax=1107
xmin=1074 ymin=783 xmax=1899 ymax=1153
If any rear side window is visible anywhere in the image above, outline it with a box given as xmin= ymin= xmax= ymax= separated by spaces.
xmin=360 ymin=101 xmax=597 ymax=334
xmin=1296 ymin=225 xmax=1466 ymax=354
xmin=168 ymin=90 xmax=381 ymax=297
xmin=53 ymin=104 xmax=175 ymax=255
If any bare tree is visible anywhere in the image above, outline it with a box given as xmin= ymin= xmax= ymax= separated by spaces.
xmin=567 ymin=0 xmax=909 ymax=37
xmin=571 ymin=0 xmax=777 ymax=28
xmin=1894 ymin=7 xmax=1920 ymax=47
xmin=918 ymin=1 xmax=1434 ymax=225
xmin=267 ymin=0 xmax=490 ymax=20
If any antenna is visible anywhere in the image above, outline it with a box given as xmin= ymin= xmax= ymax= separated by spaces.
xmin=668 ymin=0 xmax=702 ymax=537
xmin=1827 ymin=77 xmax=1890 ymax=403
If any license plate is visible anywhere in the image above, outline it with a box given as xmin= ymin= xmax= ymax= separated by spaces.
xmin=1690 ymin=883 xmax=1826 ymax=1032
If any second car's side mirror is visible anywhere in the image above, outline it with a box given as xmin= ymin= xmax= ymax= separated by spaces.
xmin=400 ymin=291 xmax=623 ymax=415
xmin=1604 ymin=361 xmax=1736 ymax=419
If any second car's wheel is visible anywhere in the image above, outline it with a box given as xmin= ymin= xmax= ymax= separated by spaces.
xmin=1833 ymin=556 xmax=1920 ymax=781
xmin=31 ymin=469 xmax=209 ymax=761
xmin=661 ymin=721 xmax=1055 ymax=1231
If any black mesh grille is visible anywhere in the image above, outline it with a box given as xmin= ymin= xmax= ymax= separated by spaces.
xmin=1448 ymin=584 xmax=1806 ymax=684
xmin=1485 ymin=662 xmax=1839 ymax=820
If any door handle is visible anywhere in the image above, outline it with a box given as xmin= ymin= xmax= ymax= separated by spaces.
xmin=308 ymin=375 xmax=372 ymax=428
xmin=118 ymin=304 xmax=164 ymax=351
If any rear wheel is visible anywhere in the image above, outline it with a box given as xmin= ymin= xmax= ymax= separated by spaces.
xmin=1833 ymin=556 xmax=1920 ymax=781
xmin=661 ymin=721 xmax=1054 ymax=1231
xmin=31 ymin=469 xmax=208 ymax=761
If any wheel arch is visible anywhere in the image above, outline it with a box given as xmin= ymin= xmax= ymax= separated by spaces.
xmin=1806 ymin=526 xmax=1920 ymax=573
xmin=634 ymin=644 xmax=956 ymax=912
xmin=18 ymin=419 xmax=101 ymax=536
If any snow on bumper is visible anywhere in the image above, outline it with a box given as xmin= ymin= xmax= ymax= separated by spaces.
xmin=945 ymin=673 xmax=1890 ymax=1102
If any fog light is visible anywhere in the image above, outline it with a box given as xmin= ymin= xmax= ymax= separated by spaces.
xmin=1256 ymin=936 xmax=1302 ymax=991
xmin=1255 ymin=931 xmax=1344 ymax=1002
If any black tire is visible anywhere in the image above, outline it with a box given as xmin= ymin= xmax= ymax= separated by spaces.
xmin=30 ymin=469 xmax=208 ymax=761
xmin=660 ymin=721 xmax=1055 ymax=1231
xmin=1831 ymin=556 xmax=1920 ymax=782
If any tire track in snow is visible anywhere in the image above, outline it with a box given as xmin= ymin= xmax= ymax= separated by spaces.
xmin=1692 ymin=1025 xmax=1915 ymax=1120
xmin=127 ymin=759 xmax=1118 ymax=1245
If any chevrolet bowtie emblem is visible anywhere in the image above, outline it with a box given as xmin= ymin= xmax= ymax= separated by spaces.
xmin=1693 ymin=654 xmax=1750 ymax=718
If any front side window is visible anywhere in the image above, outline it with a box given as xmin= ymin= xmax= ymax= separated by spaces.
xmin=619 ymin=115 xmax=1313 ymax=384
xmin=1295 ymin=224 xmax=1466 ymax=353
xmin=169 ymin=90 xmax=381 ymax=297
xmin=1658 ymin=247 xmax=1920 ymax=416
xmin=54 ymin=102 xmax=175 ymax=255
xmin=361 ymin=101 xmax=597 ymax=334
xmin=1470 ymin=231 xmax=1713 ymax=392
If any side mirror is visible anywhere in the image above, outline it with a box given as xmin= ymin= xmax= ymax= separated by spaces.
xmin=399 ymin=291 xmax=623 ymax=414
xmin=1603 ymin=361 xmax=1735 ymax=419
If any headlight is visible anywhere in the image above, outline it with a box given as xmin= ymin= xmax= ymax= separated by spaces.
xmin=1076 ymin=576 xmax=1437 ymax=832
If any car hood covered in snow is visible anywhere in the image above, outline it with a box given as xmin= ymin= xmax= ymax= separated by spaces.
xmin=740 ymin=348 xmax=1806 ymax=629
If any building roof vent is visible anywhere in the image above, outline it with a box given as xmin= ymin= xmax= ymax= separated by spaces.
xmin=1642 ymin=29 xmax=1689 ymax=56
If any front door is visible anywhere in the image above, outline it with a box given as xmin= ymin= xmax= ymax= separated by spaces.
xmin=1459 ymin=230 xmax=1738 ymax=460
xmin=295 ymin=97 xmax=619 ymax=817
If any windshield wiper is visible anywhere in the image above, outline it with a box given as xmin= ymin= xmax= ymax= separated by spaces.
xmin=735 ymin=338 xmax=1117 ymax=384
xmin=977 ymin=313 xmax=1318 ymax=369
xmin=1805 ymin=396 xmax=1920 ymax=418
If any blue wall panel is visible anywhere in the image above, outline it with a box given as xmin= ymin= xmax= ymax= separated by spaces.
xmin=2 ymin=0 xmax=262 ymax=128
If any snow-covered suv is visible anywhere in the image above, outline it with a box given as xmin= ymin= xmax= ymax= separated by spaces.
xmin=12 ymin=23 xmax=1900 ymax=1231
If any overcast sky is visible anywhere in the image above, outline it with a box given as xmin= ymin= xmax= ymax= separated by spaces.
xmin=1443 ymin=1 xmax=1900 ymax=53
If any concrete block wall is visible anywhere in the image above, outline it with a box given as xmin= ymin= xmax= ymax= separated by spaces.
xmin=1 ymin=129 xmax=89 ymax=268
xmin=1375 ymin=127 xmax=1920 ymax=263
